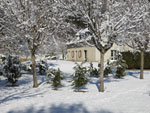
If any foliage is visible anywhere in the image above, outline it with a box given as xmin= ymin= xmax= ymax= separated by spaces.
xmin=2 ymin=55 xmax=21 ymax=85
xmin=88 ymin=62 xmax=99 ymax=77
xmin=115 ymin=58 xmax=128 ymax=78
xmin=104 ymin=61 xmax=112 ymax=77
xmin=104 ymin=55 xmax=128 ymax=78
xmin=116 ymin=67 xmax=125 ymax=78
xmin=22 ymin=60 xmax=48 ymax=75
xmin=72 ymin=63 xmax=88 ymax=89
xmin=122 ymin=51 xmax=150 ymax=69
xmin=37 ymin=60 xmax=48 ymax=75
xmin=47 ymin=68 xmax=64 ymax=89
xmin=0 ymin=0 xmax=67 ymax=88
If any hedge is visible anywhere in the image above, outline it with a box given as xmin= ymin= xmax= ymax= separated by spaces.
xmin=121 ymin=51 xmax=150 ymax=69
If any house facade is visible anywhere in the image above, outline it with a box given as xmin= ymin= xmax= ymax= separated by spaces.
xmin=66 ymin=28 xmax=132 ymax=62
xmin=66 ymin=44 xmax=132 ymax=62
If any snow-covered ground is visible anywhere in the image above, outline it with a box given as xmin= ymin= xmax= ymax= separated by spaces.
xmin=0 ymin=60 xmax=150 ymax=113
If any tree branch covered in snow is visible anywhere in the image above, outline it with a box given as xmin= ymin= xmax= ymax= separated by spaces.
xmin=124 ymin=0 xmax=150 ymax=51
xmin=58 ymin=0 xmax=133 ymax=92
xmin=59 ymin=0 xmax=129 ymax=53
xmin=0 ymin=6 xmax=22 ymax=54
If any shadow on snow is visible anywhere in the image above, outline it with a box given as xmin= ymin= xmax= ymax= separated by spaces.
xmin=88 ymin=77 xmax=121 ymax=91
xmin=0 ymin=74 xmax=47 ymax=104
xmin=0 ymin=88 xmax=46 ymax=104
xmin=126 ymin=71 xmax=140 ymax=78
xmin=7 ymin=103 xmax=114 ymax=113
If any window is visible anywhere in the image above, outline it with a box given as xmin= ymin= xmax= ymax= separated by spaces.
xmin=111 ymin=50 xmax=119 ymax=60
xmin=78 ymin=50 xmax=82 ymax=58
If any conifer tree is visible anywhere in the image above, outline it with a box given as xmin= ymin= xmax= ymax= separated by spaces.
xmin=2 ymin=55 xmax=21 ymax=86
xmin=115 ymin=55 xmax=128 ymax=78
xmin=50 ymin=68 xmax=64 ymax=90
xmin=72 ymin=63 xmax=88 ymax=91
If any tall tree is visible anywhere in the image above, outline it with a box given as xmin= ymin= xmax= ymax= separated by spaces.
xmin=124 ymin=0 xmax=150 ymax=79
xmin=59 ymin=0 xmax=128 ymax=92
xmin=1 ymin=0 xmax=58 ymax=87
xmin=1 ymin=0 xmax=75 ymax=87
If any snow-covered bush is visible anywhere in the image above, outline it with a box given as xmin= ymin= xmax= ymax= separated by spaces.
xmin=104 ymin=67 xmax=112 ymax=77
xmin=51 ymin=68 xmax=64 ymax=89
xmin=72 ymin=63 xmax=88 ymax=90
xmin=2 ymin=55 xmax=21 ymax=85
xmin=105 ymin=55 xmax=128 ymax=78
xmin=104 ymin=61 xmax=113 ymax=77
xmin=21 ymin=62 xmax=32 ymax=72
xmin=47 ymin=68 xmax=64 ymax=89
xmin=47 ymin=68 xmax=57 ymax=78
xmin=37 ymin=60 xmax=48 ymax=75
xmin=22 ymin=60 xmax=48 ymax=75
xmin=88 ymin=62 xmax=99 ymax=77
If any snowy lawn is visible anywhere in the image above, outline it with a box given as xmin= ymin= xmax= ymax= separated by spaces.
xmin=0 ymin=60 xmax=150 ymax=113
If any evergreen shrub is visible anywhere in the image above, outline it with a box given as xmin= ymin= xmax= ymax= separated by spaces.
xmin=37 ymin=60 xmax=48 ymax=75
xmin=2 ymin=55 xmax=21 ymax=85
xmin=47 ymin=68 xmax=64 ymax=89
xmin=72 ymin=63 xmax=88 ymax=90
xmin=104 ymin=55 xmax=128 ymax=78
xmin=88 ymin=62 xmax=99 ymax=77
xmin=104 ymin=61 xmax=112 ymax=77
xmin=115 ymin=58 xmax=128 ymax=78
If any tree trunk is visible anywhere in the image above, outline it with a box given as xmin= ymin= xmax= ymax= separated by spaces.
xmin=99 ymin=52 xmax=105 ymax=92
xmin=140 ymin=50 xmax=144 ymax=79
xmin=31 ymin=53 xmax=38 ymax=88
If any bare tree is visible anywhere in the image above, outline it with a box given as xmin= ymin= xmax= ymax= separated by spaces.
xmin=59 ymin=0 xmax=129 ymax=92
xmin=1 ymin=0 xmax=59 ymax=87
xmin=1 ymin=0 xmax=76 ymax=87
xmin=124 ymin=0 xmax=150 ymax=79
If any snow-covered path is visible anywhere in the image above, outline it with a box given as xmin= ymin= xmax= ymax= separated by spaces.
xmin=0 ymin=60 xmax=150 ymax=113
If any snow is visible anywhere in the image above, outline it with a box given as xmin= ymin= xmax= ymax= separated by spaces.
xmin=76 ymin=28 xmax=89 ymax=36
xmin=0 ymin=60 xmax=150 ymax=113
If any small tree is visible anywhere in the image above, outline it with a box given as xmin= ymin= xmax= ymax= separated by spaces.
xmin=115 ymin=57 xmax=128 ymax=78
xmin=47 ymin=68 xmax=64 ymax=90
xmin=2 ymin=55 xmax=21 ymax=86
xmin=51 ymin=68 xmax=63 ymax=89
xmin=124 ymin=0 xmax=150 ymax=79
xmin=72 ymin=63 xmax=88 ymax=91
